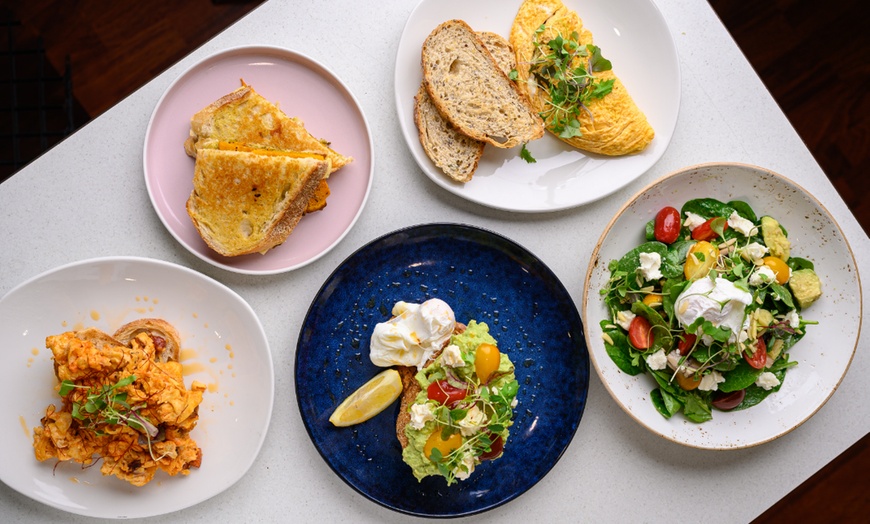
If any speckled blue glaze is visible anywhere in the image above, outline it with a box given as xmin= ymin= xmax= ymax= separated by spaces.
xmin=295 ymin=223 xmax=588 ymax=518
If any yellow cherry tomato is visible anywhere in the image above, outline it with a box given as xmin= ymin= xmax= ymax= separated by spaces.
xmin=424 ymin=429 xmax=463 ymax=461
xmin=684 ymin=241 xmax=720 ymax=280
xmin=475 ymin=343 xmax=501 ymax=384
xmin=642 ymin=294 xmax=663 ymax=308
xmin=675 ymin=371 xmax=701 ymax=391
xmin=762 ymin=256 xmax=790 ymax=284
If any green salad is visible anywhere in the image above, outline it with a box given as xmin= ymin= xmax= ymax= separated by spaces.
xmin=600 ymin=198 xmax=822 ymax=422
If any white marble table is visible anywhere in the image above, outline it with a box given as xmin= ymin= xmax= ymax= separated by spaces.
xmin=1 ymin=0 xmax=867 ymax=522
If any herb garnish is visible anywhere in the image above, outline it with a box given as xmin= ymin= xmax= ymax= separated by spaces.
xmin=61 ymin=375 xmax=163 ymax=457
xmin=525 ymin=24 xmax=615 ymax=139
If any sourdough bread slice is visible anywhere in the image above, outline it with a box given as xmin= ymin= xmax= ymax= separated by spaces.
xmin=186 ymin=149 xmax=328 ymax=257
xmin=414 ymin=31 xmax=519 ymax=182
xmin=114 ymin=318 xmax=182 ymax=363
xmin=421 ymin=20 xmax=543 ymax=149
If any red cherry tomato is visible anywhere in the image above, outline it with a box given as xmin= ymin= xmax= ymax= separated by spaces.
xmin=427 ymin=379 xmax=468 ymax=406
xmin=654 ymin=206 xmax=681 ymax=244
xmin=744 ymin=336 xmax=768 ymax=369
xmin=691 ymin=217 xmax=728 ymax=241
xmin=677 ymin=333 xmax=697 ymax=356
xmin=479 ymin=433 xmax=504 ymax=461
xmin=628 ymin=316 xmax=654 ymax=350
xmin=712 ymin=389 xmax=746 ymax=410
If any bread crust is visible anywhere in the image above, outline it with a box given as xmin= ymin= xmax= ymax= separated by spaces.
xmin=421 ymin=20 xmax=544 ymax=149
xmin=113 ymin=318 xmax=182 ymax=363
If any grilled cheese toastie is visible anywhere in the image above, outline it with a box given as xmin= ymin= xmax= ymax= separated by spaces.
xmin=185 ymin=148 xmax=329 ymax=257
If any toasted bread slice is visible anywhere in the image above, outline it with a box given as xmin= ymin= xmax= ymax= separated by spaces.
xmin=184 ymin=83 xmax=351 ymax=175
xmin=414 ymin=31 xmax=518 ymax=183
xmin=186 ymin=148 xmax=329 ymax=257
xmin=510 ymin=0 xmax=654 ymax=155
xmin=113 ymin=318 xmax=181 ymax=363
xmin=421 ymin=20 xmax=543 ymax=149
xmin=396 ymin=323 xmax=466 ymax=449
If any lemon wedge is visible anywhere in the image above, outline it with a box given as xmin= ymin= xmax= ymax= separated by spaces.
xmin=329 ymin=369 xmax=403 ymax=427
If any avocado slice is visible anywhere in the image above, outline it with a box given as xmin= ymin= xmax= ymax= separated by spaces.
xmin=760 ymin=216 xmax=791 ymax=261
xmin=789 ymin=268 xmax=822 ymax=309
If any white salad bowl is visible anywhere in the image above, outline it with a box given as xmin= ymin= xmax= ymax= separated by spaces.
xmin=582 ymin=162 xmax=862 ymax=449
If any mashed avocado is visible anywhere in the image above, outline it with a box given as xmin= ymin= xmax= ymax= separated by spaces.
xmin=402 ymin=320 xmax=517 ymax=484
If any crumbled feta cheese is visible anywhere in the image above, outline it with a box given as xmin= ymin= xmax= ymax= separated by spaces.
xmin=740 ymin=242 xmax=769 ymax=262
xmin=749 ymin=265 xmax=777 ymax=287
xmin=684 ymin=211 xmax=707 ymax=230
xmin=409 ymin=402 xmax=435 ymax=430
xmin=646 ymin=349 xmax=668 ymax=371
xmin=458 ymin=405 xmax=488 ymax=436
xmin=441 ymin=344 xmax=464 ymax=368
xmin=784 ymin=309 xmax=801 ymax=328
xmin=454 ymin=452 xmax=476 ymax=480
xmin=638 ymin=252 xmax=663 ymax=281
xmin=698 ymin=370 xmax=726 ymax=391
xmin=728 ymin=211 xmax=757 ymax=236
xmin=616 ymin=310 xmax=636 ymax=331
xmin=756 ymin=371 xmax=781 ymax=391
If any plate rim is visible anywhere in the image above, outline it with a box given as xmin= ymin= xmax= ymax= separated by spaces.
xmin=143 ymin=44 xmax=374 ymax=275
xmin=581 ymin=161 xmax=864 ymax=450
xmin=0 ymin=255 xmax=276 ymax=518
xmin=294 ymin=222 xmax=589 ymax=517
xmin=393 ymin=0 xmax=682 ymax=213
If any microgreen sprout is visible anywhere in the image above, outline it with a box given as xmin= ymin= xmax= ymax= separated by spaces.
xmin=60 ymin=375 xmax=164 ymax=460
xmin=526 ymin=24 xmax=615 ymax=138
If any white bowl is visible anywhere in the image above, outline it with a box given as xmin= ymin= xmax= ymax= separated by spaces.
xmin=582 ymin=162 xmax=862 ymax=449
xmin=0 ymin=257 xmax=274 ymax=517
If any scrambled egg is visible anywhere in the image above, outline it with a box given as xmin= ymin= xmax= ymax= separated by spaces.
xmin=33 ymin=329 xmax=205 ymax=486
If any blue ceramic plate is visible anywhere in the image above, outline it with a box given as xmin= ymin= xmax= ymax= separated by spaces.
xmin=295 ymin=223 xmax=588 ymax=517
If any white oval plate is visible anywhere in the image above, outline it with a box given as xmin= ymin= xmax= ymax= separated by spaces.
xmin=583 ymin=163 xmax=862 ymax=449
xmin=395 ymin=0 xmax=680 ymax=212
xmin=0 ymin=257 xmax=274 ymax=518
xmin=144 ymin=46 xmax=373 ymax=275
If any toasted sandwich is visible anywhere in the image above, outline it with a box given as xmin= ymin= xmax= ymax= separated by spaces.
xmin=185 ymin=148 xmax=329 ymax=257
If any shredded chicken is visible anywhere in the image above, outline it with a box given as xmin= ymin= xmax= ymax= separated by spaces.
xmin=32 ymin=329 xmax=205 ymax=486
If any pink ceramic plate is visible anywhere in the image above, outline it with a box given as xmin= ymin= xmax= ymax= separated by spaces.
xmin=144 ymin=46 xmax=373 ymax=275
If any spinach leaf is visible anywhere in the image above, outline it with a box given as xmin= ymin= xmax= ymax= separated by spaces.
xmin=768 ymin=282 xmax=796 ymax=309
xmin=616 ymin=241 xmax=669 ymax=275
xmin=727 ymin=200 xmax=758 ymax=222
xmin=600 ymin=320 xmax=644 ymax=375
xmin=683 ymin=391 xmax=713 ymax=423
xmin=787 ymin=257 xmax=815 ymax=271
xmin=719 ymin=360 xmax=763 ymax=392
xmin=733 ymin=368 xmax=787 ymax=411
xmin=645 ymin=219 xmax=655 ymax=241
xmin=650 ymin=389 xmax=673 ymax=418
xmin=663 ymin=240 xmax=693 ymax=279
xmin=681 ymin=198 xmax=735 ymax=220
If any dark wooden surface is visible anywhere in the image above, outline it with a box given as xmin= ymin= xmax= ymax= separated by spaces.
xmin=1 ymin=1 xmax=867 ymax=522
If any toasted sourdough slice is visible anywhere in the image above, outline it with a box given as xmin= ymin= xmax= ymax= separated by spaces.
xmin=414 ymin=31 xmax=518 ymax=183
xmin=510 ymin=0 xmax=654 ymax=155
xmin=184 ymin=83 xmax=351 ymax=176
xmin=113 ymin=318 xmax=182 ymax=363
xmin=421 ymin=20 xmax=544 ymax=149
xmin=186 ymin=148 xmax=329 ymax=257
xmin=396 ymin=323 xmax=466 ymax=449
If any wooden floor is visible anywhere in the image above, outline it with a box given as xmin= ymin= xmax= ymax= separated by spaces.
xmin=1 ymin=0 xmax=868 ymax=521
